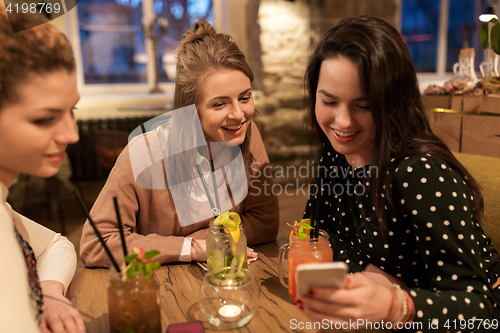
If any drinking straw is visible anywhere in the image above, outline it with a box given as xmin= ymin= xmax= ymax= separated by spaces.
xmin=196 ymin=164 xmax=219 ymax=217
xmin=210 ymin=160 xmax=221 ymax=214
xmin=309 ymin=182 xmax=317 ymax=241
xmin=314 ymin=184 xmax=320 ymax=239
xmin=73 ymin=190 xmax=121 ymax=273
xmin=113 ymin=196 xmax=128 ymax=258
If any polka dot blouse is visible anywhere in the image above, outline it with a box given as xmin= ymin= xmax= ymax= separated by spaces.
xmin=304 ymin=144 xmax=500 ymax=331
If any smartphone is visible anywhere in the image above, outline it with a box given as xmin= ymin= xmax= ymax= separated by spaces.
xmin=296 ymin=262 xmax=348 ymax=296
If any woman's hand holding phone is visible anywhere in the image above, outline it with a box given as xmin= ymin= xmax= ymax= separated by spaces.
xmin=299 ymin=272 xmax=396 ymax=330
xmin=296 ymin=262 xmax=348 ymax=296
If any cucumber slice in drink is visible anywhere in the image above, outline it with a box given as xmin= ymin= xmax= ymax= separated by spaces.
xmin=207 ymin=249 xmax=225 ymax=272
xmin=213 ymin=249 xmax=224 ymax=268
xmin=207 ymin=254 xmax=215 ymax=271
xmin=230 ymin=254 xmax=244 ymax=270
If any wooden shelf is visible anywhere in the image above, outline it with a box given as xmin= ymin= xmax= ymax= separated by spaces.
xmin=427 ymin=104 xmax=500 ymax=159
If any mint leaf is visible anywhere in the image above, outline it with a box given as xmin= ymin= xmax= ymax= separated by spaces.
xmin=143 ymin=250 xmax=160 ymax=260
xmin=296 ymin=223 xmax=314 ymax=239
xmin=125 ymin=253 xmax=138 ymax=264
xmin=137 ymin=261 xmax=146 ymax=277
xmin=146 ymin=261 xmax=161 ymax=272
xmin=127 ymin=262 xmax=137 ymax=279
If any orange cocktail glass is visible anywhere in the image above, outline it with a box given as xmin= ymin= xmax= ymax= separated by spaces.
xmin=278 ymin=230 xmax=333 ymax=302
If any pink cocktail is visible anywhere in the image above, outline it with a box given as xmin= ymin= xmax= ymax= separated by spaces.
xmin=278 ymin=230 xmax=333 ymax=302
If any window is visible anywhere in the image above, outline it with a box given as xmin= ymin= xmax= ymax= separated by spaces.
xmin=75 ymin=0 xmax=212 ymax=85
xmin=401 ymin=0 xmax=487 ymax=76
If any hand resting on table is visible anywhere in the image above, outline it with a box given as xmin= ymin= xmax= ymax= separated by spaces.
xmin=190 ymin=239 xmax=258 ymax=262
xmin=39 ymin=281 xmax=86 ymax=333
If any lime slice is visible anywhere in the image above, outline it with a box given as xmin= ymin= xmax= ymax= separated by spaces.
xmin=213 ymin=212 xmax=242 ymax=244
xmin=207 ymin=249 xmax=224 ymax=272
xmin=214 ymin=212 xmax=241 ymax=228
xmin=213 ymin=212 xmax=229 ymax=226
xmin=227 ymin=212 xmax=241 ymax=225
xmin=225 ymin=217 xmax=237 ymax=228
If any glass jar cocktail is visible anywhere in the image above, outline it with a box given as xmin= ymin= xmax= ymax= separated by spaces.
xmin=107 ymin=267 xmax=161 ymax=333
xmin=206 ymin=217 xmax=247 ymax=273
xmin=278 ymin=229 xmax=333 ymax=302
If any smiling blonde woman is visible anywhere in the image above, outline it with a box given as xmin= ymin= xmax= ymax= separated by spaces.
xmin=80 ymin=19 xmax=279 ymax=267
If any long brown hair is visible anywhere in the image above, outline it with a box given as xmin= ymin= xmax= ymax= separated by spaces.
xmin=304 ymin=16 xmax=483 ymax=226
xmin=165 ymin=19 xmax=255 ymax=197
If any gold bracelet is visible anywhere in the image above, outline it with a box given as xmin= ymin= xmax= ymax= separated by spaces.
xmin=385 ymin=287 xmax=397 ymax=322
xmin=391 ymin=284 xmax=408 ymax=329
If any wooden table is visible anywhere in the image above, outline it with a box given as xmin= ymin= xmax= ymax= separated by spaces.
xmin=67 ymin=240 xmax=385 ymax=332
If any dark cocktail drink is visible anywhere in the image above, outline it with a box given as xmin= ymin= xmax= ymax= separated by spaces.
xmin=107 ymin=267 xmax=161 ymax=333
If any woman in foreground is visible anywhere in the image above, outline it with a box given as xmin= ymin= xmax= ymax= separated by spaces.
xmin=300 ymin=16 xmax=499 ymax=331
xmin=0 ymin=8 xmax=85 ymax=333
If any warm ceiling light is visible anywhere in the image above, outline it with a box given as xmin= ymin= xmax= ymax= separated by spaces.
xmin=479 ymin=3 xmax=498 ymax=22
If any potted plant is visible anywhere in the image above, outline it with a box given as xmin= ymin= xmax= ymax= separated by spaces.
xmin=481 ymin=18 xmax=500 ymax=54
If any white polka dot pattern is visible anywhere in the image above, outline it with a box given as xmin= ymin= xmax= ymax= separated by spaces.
xmin=302 ymin=146 xmax=500 ymax=326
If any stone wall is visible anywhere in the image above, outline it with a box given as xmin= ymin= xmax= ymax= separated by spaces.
xmin=251 ymin=0 xmax=400 ymax=184
xmin=255 ymin=0 xmax=313 ymax=181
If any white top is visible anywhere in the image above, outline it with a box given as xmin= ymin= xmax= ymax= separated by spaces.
xmin=0 ymin=181 xmax=77 ymax=332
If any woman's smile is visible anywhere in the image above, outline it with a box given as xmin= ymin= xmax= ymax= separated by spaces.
xmin=45 ymin=151 xmax=67 ymax=162
xmin=332 ymin=128 xmax=361 ymax=139
xmin=197 ymin=69 xmax=254 ymax=146
xmin=221 ymin=122 xmax=246 ymax=135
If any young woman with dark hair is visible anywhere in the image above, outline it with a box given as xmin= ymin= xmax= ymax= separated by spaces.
xmin=300 ymin=16 xmax=499 ymax=330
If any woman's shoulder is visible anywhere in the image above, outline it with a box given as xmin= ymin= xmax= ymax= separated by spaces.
xmin=248 ymin=121 xmax=268 ymax=162
xmin=102 ymin=128 xmax=166 ymax=191
xmin=392 ymin=153 xmax=465 ymax=186
xmin=126 ymin=129 xmax=169 ymax=190
xmin=128 ymin=128 xmax=163 ymax=150
xmin=393 ymin=153 xmax=451 ymax=169
xmin=127 ymin=128 xmax=164 ymax=164
xmin=248 ymin=121 xmax=261 ymax=143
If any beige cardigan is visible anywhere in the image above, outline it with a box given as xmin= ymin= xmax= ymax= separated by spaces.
xmin=80 ymin=122 xmax=279 ymax=266
xmin=0 ymin=182 xmax=77 ymax=332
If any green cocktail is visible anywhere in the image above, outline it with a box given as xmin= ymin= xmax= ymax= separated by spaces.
xmin=206 ymin=212 xmax=247 ymax=272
